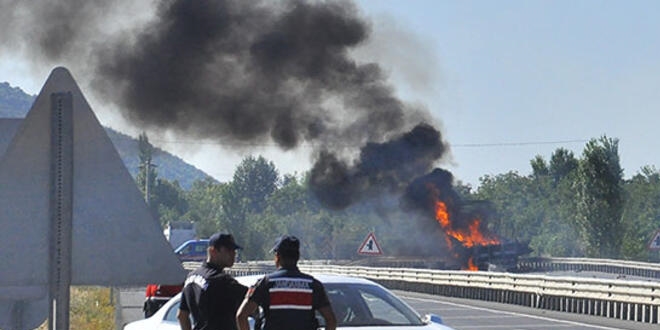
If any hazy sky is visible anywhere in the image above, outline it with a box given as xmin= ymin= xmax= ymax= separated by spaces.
xmin=2 ymin=0 xmax=660 ymax=187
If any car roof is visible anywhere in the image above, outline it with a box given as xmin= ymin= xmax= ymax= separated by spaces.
xmin=174 ymin=239 xmax=209 ymax=250
xmin=235 ymin=273 xmax=380 ymax=287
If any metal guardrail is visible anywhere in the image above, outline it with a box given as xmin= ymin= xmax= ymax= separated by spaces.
xmin=519 ymin=257 xmax=660 ymax=278
xmin=219 ymin=259 xmax=660 ymax=324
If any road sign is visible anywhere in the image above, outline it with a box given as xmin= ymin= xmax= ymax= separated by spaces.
xmin=648 ymin=230 xmax=660 ymax=250
xmin=358 ymin=232 xmax=382 ymax=255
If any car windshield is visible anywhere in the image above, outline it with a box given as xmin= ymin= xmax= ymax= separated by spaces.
xmin=163 ymin=299 xmax=196 ymax=325
xmin=163 ymin=300 xmax=180 ymax=323
xmin=320 ymin=283 xmax=425 ymax=327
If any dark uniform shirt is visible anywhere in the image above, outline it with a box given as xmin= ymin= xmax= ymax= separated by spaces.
xmin=179 ymin=262 xmax=247 ymax=330
xmin=246 ymin=266 xmax=331 ymax=330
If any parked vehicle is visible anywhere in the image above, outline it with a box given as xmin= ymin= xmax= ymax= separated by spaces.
xmin=142 ymin=283 xmax=184 ymax=318
xmin=174 ymin=239 xmax=209 ymax=262
xmin=141 ymin=239 xmax=207 ymax=317
xmin=163 ymin=221 xmax=197 ymax=249
xmin=124 ymin=274 xmax=456 ymax=330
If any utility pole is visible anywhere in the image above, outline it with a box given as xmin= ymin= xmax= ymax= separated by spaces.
xmin=139 ymin=160 xmax=157 ymax=206
xmin=138 ymin=132 xmax=156 ymax=206
xmin=144 ymin=159 xmax=151 ymax=205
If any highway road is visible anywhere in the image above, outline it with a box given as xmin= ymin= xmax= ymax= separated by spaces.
xmin=117 ymin=285 xmax=657 ymax=330
xmin=397 ymin=290 xmax=657 ymax=330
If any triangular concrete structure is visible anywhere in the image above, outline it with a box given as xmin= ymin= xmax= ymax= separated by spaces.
xmin=0 ymin=300 xmax=48 ymax=330
xmin=0 ymin=118 xmax=22 ymax=157
xmin=0 ymin=67 xmax=186 ymax=287
xmin=0 ymin=84 xmax=52 ymax=288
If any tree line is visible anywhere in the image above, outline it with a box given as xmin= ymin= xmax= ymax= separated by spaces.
xmin=136 ymin=133 xmax=660 ymax=263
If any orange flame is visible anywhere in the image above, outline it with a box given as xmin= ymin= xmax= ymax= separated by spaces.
xmin=467 ymin=257 xmax=477 ymax=271
xmin=434 ymin=200 xmax=500 ymax=270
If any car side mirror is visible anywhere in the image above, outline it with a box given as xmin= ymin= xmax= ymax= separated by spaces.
xmin=424 ymin=313 xmax=443 ymax=324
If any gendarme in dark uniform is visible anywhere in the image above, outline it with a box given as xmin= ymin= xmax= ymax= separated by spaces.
xmin=236 ymin=235 xmax=337 ymax=330
xmin=178 ymin=233 xmax=247 ymax=330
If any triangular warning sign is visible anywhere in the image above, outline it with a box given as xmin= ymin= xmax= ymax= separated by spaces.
xmin=358 ymin=232 xmax=382 ymax=255
xmin=0 ymin=67 xmax=186 ymax=287
xmin=648 ymin=230 xmax=660 ymax=250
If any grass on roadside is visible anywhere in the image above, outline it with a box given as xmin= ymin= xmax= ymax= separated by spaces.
xmin=37 ymin=286 xmax=115 ymax=330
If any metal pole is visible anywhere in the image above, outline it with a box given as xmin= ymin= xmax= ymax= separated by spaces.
xmin=145 ymin=159 xmax=150 ymax=205
xmin=48 ymin=92 xmax=73 ymax=330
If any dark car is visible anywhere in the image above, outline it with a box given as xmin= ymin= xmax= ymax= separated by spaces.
xmin=174 ymin=239 xmax=209 ymax=262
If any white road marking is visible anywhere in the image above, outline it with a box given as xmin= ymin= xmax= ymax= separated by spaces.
xmin=401 ymin=295 xmax=624 ymax=330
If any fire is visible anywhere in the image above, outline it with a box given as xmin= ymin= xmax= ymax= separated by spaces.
xmin=434 ymin=200 xmax=500 ymax=270
xmin=467 ymin=257 xmax=477 ymax=271
xmin=434 ymin=201 xmax=499 ymax=247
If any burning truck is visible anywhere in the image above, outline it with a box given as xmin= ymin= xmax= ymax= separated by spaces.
xmin=309 ymin=124 xmax=532 ymax=272
xmin=397 ymin=168 xmax=533 ymax=272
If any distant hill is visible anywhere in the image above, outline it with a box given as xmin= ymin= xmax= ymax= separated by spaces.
xmin=0 ymin=82 xmax=35 ymax=118
xmin=0 ymin=81 xmax=214 ymax=189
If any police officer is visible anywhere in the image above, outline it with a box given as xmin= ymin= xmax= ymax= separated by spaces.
xmin=178 ymin=233 xmax=247 ymax=330
xmin=236 ymin=235 xmax=337 ymax=330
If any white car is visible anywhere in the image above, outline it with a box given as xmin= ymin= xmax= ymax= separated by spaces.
xmin=123 ymin=274 xmax=456 ymax=330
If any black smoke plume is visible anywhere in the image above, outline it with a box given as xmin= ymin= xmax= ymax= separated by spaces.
xmin=1 ymin=0 xmax=447 ymax=208
xmin=0 ymin=0 xmax=116 ymax=61
xmin=311 ymin=123 xmax=446 ymax=209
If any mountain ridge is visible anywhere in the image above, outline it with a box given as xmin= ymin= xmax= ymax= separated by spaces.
xmin=0 ymin=81 xmax=214 ymax=189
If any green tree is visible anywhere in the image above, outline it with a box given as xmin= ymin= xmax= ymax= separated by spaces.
xmin=243 ymin=173 xmax=327 ymax=260
xmin=621 ymin=166 xmax=660 ymax=261
xmin=153 ymin=179 xmax=188 ymax=226
xmin=473 ymin=148 xmax=583 ymax=258
xmin=549 ymin=148 xmax=579 ymax=184
xmin=530 ymin=149 xmax=582 ymax=257
xmin=218 ymin=156 xmax=280 ymax=259
xmin=135 ymin=132 xmax=189 ymax=227
xmin=475 ymin=172 xmax=537 ymax=240
xmin=576 ymin=136 xmax=625 ymax=258
xmin=232 ymin=155 xmax=279 ymax=214
xmin=183 ymin=178 xmax=229 ymax=238
xmin=530 ymin=155 xmax=549 ymax=178
xmin=242 ymin=173 xmax=377 ymax=261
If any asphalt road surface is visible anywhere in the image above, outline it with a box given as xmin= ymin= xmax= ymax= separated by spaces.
xmin=397 ymin=290 xmax=658 ymax=330
xmin=117 ymin=286 xmax=657 ymax=330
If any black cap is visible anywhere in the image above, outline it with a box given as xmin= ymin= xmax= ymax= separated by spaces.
xmin=209 ymin=233 xmax=242 ymax=250
xmin=270 ymin=235 xmax=300 ymax=253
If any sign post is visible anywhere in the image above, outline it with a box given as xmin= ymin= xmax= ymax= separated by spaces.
xmin=648 ymin=229 xmax=660 ymax=251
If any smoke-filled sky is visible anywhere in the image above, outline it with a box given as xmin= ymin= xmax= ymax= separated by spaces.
xmin=3 ymin=0 xmax=660 ymax=189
